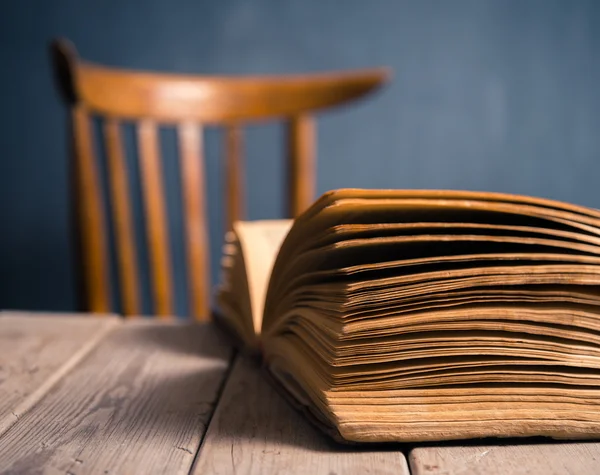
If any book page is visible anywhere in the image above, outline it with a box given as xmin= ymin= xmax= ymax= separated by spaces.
xmin=234 ymin=219 xmax=293 ymax=332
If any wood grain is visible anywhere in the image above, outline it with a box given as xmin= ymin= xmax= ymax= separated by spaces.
xmin=104 ymin=118 xmax=141 ymax=316
xmin=178 ymin=121 xmax=210 ymax=321
xmin=0 ymin=320 xmax=233 ymax=475
xmin=0 ymin=312 xmax=118 ymax=437
xmin=137 ymin=120 xmax=174 ymax=317
xmin=192 ymin=356 xmax=409 ymax=475
xmin=410 ymin=443 xmax=600 ymax=475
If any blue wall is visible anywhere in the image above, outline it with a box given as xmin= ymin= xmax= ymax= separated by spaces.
xmin=1 ymin=0 xmax=599 ymax=315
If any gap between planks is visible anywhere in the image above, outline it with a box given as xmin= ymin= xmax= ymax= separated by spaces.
xmin=0 ymin=319 xmax=233 ymax=475
xmin=192 ymin=355 xmax=409 ymax=475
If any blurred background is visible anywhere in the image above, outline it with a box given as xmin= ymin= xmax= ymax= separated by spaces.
xmin=1 ymin=0 xmax=599 ymax=316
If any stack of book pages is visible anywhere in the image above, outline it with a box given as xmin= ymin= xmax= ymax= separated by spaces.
xmin=216 ymin=189 xmax=600 ymax=443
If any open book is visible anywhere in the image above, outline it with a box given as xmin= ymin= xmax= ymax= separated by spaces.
xmin=215 ymin=189 xmax=600 ymax=443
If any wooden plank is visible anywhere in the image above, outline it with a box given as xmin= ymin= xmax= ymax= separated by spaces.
xmin=0 ymin=312 xmax=118 ymax=437
xmin=192 ymin=356 xmax=409 ymax=475
xmin=0 ymin=321 xmax=233 ymax=475
xmin=409 ymin=443 xmax=600 ymax=475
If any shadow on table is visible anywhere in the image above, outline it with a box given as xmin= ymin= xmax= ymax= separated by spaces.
xmin=202 ymin=353 xmax=408 ymax=454
xmin=101 ymin=323 xmax=592 ymax=454
xmin=199 ymin=352 xmax=600 ymax=454
xmin=0 ymin=320 xmax=236 ymax=474
xmin=121 ymin=321 xmax=362 ymax=452
xmin=121 ymin=319 xmax=233 ymax=361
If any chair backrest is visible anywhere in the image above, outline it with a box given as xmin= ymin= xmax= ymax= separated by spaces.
xmin=50 ymin=38 xmax=389 ymax=320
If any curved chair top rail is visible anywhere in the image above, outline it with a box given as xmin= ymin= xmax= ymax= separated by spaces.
xmin=51 ymin=38 xmax=391 ymax=123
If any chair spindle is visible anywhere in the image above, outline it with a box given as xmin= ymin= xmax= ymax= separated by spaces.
xmin=225 ymin=124 xmax=245 ymax=231
xmin=104 ymin=118 xmax=141 ymax=316
xmin=287 ymin=114 xmax=315 ymax=217
xmin=137 ymin=120 xmax=174 ymax=317
xmin=72 ymin=106 xmax=112 ymax=313
xmin=178 ymin=122 xmax=210 ymax=320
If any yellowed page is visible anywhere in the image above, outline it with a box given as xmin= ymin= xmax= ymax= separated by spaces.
xmin=260 ymin=189 xmax=600 ymax=443
xmin=234 ymin=220 xmax=293 ymax=332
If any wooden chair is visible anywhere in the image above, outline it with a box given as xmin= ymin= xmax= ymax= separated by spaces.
xmin=50 ymin=38 xmax=389 ymax=321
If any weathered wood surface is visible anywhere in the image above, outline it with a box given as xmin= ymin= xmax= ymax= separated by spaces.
xmin=0 ymin=312 xmax=118 ymax=437
xmin=192 ymin=356 xmax=410 ymax=475
xmin=409 ymin=442 xmax=600 ymax=475
xmin=6 ymin=313 xmax=600 ymax=474
xmin=0 ymin=320 xmax=232 ymax=475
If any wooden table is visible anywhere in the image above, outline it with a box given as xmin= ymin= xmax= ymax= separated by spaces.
xmin=1 ymin=312 xmax=599 ymax=474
